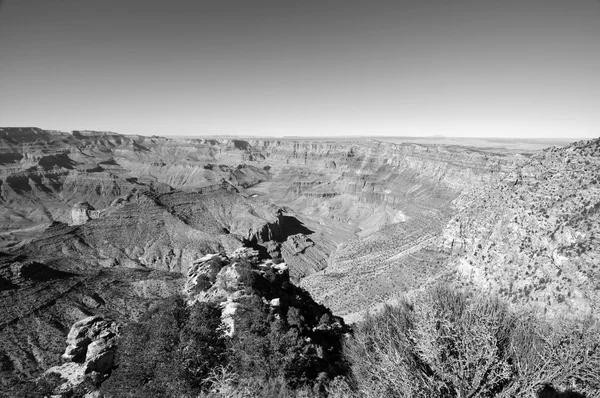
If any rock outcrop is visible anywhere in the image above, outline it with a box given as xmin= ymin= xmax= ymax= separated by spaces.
xmin=46 ymin=316 xmax=118 ymax=392
xmin=280 ymin=234 xmax=329 ymax=280
xmin=71 ymin=202 xmax=97 ymax=225
xmin=184 ymin=246 xmax=344 ymax=339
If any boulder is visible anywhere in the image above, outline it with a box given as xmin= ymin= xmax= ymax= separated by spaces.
xmin=47 ymin=316 xmax=118 ymax=392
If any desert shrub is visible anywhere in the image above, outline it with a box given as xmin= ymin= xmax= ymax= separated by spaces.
xmin=102 ymin=286 xmax=347 ymax=397
xmin=344 ymin=285 xmax=599 ymax=398
xmin=263 ymin=266 xmax=277 ymax=283
xmin=504 ymin=313 xmax=600 ymax=397
xmin=194 ymin=274 xmax=213 ymax=292
xmin=207 ymin=257 xmax=226 ymax=282
xmin=201 ymin=369 xmax=322 ymax=398
xmin=229 ymin=293 xmax=347 ymax=393
xmin=345 ymin=301 xmax=438 ymax=398
xmin=101 ymin=296 xmax=227 ymax=398
xmin=230 ymin=295 xmax=320 ymax=387
xmin=179 ymin=300 xmax=229 ymax=390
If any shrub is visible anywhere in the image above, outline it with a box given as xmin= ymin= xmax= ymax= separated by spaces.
xmin=207 ymin=257 xmax=225 ymax=282
xmin=101 ymin=296 xmax=227 ymax=398
xmin=236 ymin=257 xmax=257 ymax=290
xmin=194 ymin=274 xmax=213 ymax=292
xmin=229 ymin=292 xmax=347 ymax=392
xmin=505 ymin=313 xmax=600 ymax=397
xmin=0 ymin=373 xmax=65 ymax=398
xmin=343 ymin=285 xmax=600 ymax=398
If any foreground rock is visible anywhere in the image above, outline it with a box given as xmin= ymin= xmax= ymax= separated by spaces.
xmin=46 ymin=316 xmax=118 ymax=394
xmin=186 ymin=247 xmax=345 ymax=337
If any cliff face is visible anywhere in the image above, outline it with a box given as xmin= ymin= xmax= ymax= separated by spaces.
xmin=248 ymin=139 xmax=522 ymax=190
xmin=441 ymin=139 xmax=600 ymax=316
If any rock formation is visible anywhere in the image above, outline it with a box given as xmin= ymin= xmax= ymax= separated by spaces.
xmin=184 ymin=246 xmax=344 ymax=339
xmin=280 ymin=234 xmax=329 ymax=280
xmin=46 ymin=316 xmax=118 ymax=392
xmin=71 ymin=202 xmax=97 ymax=225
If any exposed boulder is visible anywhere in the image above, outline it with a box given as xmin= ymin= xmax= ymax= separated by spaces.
xmin=46 ymin=316 xmax=118 ymax=391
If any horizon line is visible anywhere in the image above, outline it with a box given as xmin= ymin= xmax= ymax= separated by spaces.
xmin=0 ymin=126 xmax=593 ymax=142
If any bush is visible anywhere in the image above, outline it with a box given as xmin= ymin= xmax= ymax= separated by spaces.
xmin=229 ymin=292 xmax=348 ymax=392
xmin=101 ymin=296 xmax=227 ymax=397
xmin=101 ymin=259 xmax=349 ymax=397
xmin=344 ymin=285 xmax=600 ymax=398
xmin=0 ymin=373 xmax=65 ymax=398
xmin=505 ymin=313 xmax=600 ymax=397
xmin=207 ymin=257 xmax=226 ymax=282
xmin=236 ymin=257 xmax=257 ymax=291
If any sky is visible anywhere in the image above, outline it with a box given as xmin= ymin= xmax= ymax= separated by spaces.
xmin=1 ymin=0 xmax=599 ymax=138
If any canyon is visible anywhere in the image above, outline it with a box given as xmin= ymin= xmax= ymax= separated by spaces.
xmin=0 ymin=127 xmax=598 ymax=390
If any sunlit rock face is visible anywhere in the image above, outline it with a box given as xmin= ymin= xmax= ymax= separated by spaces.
xmin=70 ymin=201 xmax=96 ymax=225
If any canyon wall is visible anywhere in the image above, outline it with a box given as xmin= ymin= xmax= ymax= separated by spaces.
xmin=441 ymin=139 xmax=600 ymax=317
xmin=3 ymin=127 xmax=597 ymax=320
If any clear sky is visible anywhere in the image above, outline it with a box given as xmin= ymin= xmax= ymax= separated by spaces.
xmin=1 ymin=0 xmax=599 ymax=138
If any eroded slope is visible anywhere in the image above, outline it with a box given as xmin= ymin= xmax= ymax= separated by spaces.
xmin=442 ymin=139 xmax=600 ymax=316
